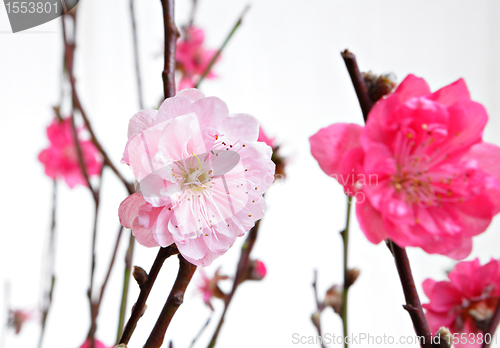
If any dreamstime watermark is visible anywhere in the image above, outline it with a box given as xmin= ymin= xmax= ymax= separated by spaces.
xmin=2 ymin=0 xmax=78 ymax=33
xmin=291 ymin=332 xmax=498 ymax=346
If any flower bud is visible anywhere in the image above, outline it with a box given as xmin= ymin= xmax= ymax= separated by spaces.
xmin=324 ymin=285 xmax=343 ymax=315
xmin=133 ymin=266 xmax=148 ymax=288
xmin=248 ymin=259 xmax=267 ymax=281
xmin=198 ymin=268 xmax=229 ymax=310
xmin=434 ymin=327 xmax=453 ymax=348
xmin=362 ymin=71 xmax=397 ymax=102
xmin=345 ymin=268 xmax=360 ymax=288
xmin=8 ymin=309 xmax=32 ymax=334
xmin=311 ymin=311 xmax=322 ymax=328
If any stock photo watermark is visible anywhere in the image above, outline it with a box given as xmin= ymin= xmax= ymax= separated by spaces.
xmin=2 ymin=0 xmax=77 ymax=32
xmin=291 ymin=332 xmax=498 ymax=346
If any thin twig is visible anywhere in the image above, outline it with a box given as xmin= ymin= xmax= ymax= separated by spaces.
xmin=207 ymin=219 xmax=261 ymax=348
xmin=161 ymin=0 xmax=179 ymax=99
xmin=38 ymin=180 xmax=58 ymax=348
xmin=341 ymin=49 xmax=373 ymax=122
xmin=97 ymin=225 xmax=124 ymax=307
xmin=189 ymin=317 xmax=211 ymax=348
xmin=62 ymin=15 xmax=134 ymax=195
xmin=116 ymin=233 xmax=136 ymax=343
xmin=70 ymin=115 xmax=95 ymax=197
xmin=340 ymin=196 xmax=352 ymax=348
xmin=115 ymin=0 xmax=144 ymax=340
xmin=1 ymin=283 xmax=10 ymax=348
xmin=187 ymin=0 xmax=198 ymax=27
xmin=482 ymin=301 xmax=500 ymax=348
xmin=130 ymin=0 xmax=144 ymax=110
xmin=143 ymin=255 xmax=197 ymax=348
xmin=312 ymin=270 xmax=326 ymax=348
xmin=118 ymin=245 xmax=179 ymax=346
xmin=342 ymin=50 xmax=433 ymax=348
xmin=194 ymin=5 xmax=250 ymax=89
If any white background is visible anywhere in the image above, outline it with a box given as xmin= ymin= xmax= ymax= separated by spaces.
xmin=1 ymin=0 xmax=500 ymax=347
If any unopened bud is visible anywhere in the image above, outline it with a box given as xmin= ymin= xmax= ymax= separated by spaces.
xmin=133 ymin=266 xmax=148 ymax=288
xmin=362 ymin=71 xmax=397 ymax=102
xmin=434 ymin=327 xmax=453 ymax=348
xmin=345 ymin=268 xmax=360 ymax=288
xmin=311 ymin=311 xmax=321 ymax=328
xmin=324 ymin=285 xmax=343 ymax=315
xmin=131 ymin=303 xmax=147 ymax=318
xmin=248 ymin=260 xmax=267 ymax=281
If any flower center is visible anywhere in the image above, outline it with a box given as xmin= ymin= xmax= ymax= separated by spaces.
xmin=173 ymin=153 xmax=214 ymax=195
xmin=391 ymin=123 xmax=465 ymax=207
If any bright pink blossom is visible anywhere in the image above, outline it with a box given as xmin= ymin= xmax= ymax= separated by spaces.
xmin=197 ymin=268 xmax=228 ymax=310
xmin=423 ymin=258 xmax=500 ymax=348
xmin=38 ymin=118 xmax=102 ymax=188
xmin=258 ymin=127 xmax=276 ymax=148
xmin=79 ymin=338 xmax=112 ymax=348
xmin=176 ymin=26 xmax=219 ymax=90
xmin=249 ymin=259 xmax=267 ymax=280
xmin=310 ymin=75 xmax=500 ymax=259
xmin=119 ymin=89 xmax=275 ymax=266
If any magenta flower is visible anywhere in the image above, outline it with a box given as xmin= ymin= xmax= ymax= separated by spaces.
xmin=38 ymin=118 xmax=102 ymax=188
xmin=310 ymin=75 xmax=500 ymax=259
xmin=197 ymin=268 xmax=228 ymax=310
xmin=79 ymin=338 xmax=112 ymax=348
xmin=119 ymin=89 xmax=275 ymax=266
xmin=249 ymin=259 xmax=267 ymax=280
xmin=258 ymin=126 xmax=276 ymax=148
xmin=176 ymin=26 xmax=219 ymax=90
xmin=423 ymin=258 xmax=500 ymax=347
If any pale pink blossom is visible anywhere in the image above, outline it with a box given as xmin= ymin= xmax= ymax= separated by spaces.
xmin=79 ymin=338 xmax=112 ymax=348
xmin=38 ymin=118 xmax=102 ymax=188
xmin=197 ymin=268 xmax=228 ymax=310
xmin=423 ymin=258 xmax=500 ymax=348
xmin=310 ymin=75 xmax=500 ymax=259
xmin=119 ymin=89 xmax=275 ymax=266
xmin=176 ymin=26 xmax=219 ymax=90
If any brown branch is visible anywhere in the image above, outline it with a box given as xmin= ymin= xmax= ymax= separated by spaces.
xmin=144 ymin=255 xmax=197 ymax=348
xmin=388 ymin=241 xmax=433 ymax=348
xmin=481 ymin=300 xmax=500 ymax=348
xmin=343 ymin=50 xmax=433 ymax=348
xmin=62 ymin=14 xmax=134 ymax=196
xmin=341 ymin=49 xmax=373 ymax=122
xmin=161 ymin=0 xmax=179 ymax=100
xmin=118 ymin=245 xmax=179 ymax=345
xmin=207 ymin=219 xmax=261 ymax=348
